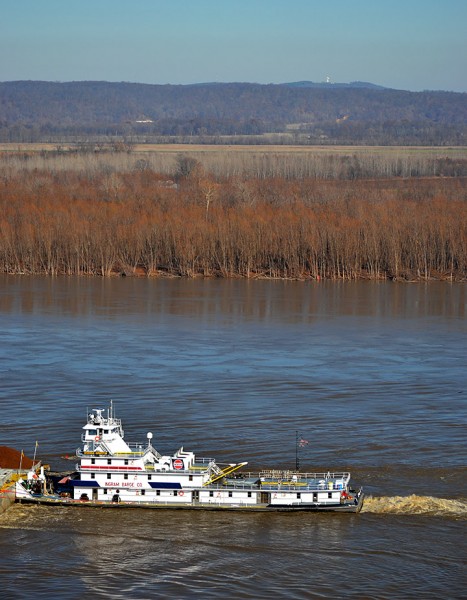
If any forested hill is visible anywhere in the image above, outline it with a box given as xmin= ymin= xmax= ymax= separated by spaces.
xmin=1 ymin=80 xmax=466 ymax=145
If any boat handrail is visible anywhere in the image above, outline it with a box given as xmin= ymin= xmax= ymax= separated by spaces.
xmin=258 ymin=470 xmax=350 ymax=481
xmin=86 ymin=417 xmax=122 ymax=427
xmin=77 ymin=447 xmax=146 ymax=458
xmin=204 ymin=479 xmax=347 ymax=491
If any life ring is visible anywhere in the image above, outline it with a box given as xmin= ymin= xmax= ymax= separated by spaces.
xmin=178 ymin=490 xmax=184 ymax=497
xmin=94 ymin=436 xmax=100 ymax=442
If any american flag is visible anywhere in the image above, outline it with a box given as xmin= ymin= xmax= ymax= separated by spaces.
xmin=299 ymin=438 xmax=309 ymax=447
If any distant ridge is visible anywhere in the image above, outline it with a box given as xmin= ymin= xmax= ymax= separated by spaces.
xmin=0 ymin=80 xmax=465 ymax=145
xmin=183 ymin=80 xmax=387 ymax=90
xmin=283 ymin=81 xmax=387 ymax=89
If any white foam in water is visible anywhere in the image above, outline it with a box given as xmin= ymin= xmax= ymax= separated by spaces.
xmin=361 ymin=495 xmax=467 ymax=518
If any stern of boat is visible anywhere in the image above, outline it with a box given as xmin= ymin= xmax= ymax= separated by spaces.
xmin=351 ymin=487 xmax=364 ymax=513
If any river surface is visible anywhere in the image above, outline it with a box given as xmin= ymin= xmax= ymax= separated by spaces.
xmin=0 ymin=276 xmax=465 ymax=598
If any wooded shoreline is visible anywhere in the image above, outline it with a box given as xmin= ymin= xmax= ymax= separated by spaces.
xmin=1 ymin=146 xmax=465 ymax=281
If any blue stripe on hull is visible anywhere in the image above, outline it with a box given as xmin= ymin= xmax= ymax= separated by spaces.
xmin=69 ymin=480 xmax=100 ymax=488
xmin=148 ymin=481 xmax=182 ymax=489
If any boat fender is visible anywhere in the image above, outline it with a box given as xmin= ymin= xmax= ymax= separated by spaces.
xmin=178 ymin=490 xmax=184 ymax=497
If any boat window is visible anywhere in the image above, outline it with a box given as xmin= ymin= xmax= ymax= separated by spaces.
xmin=228 ymin=491 xmax=233 ymax=497
xmin=91 ymin=473 xmax=95 ymax=479
xmin=124 ymin=474 xmax=128 ymax=480
xmin=209 ymin=491 xmax=214 ymax=497
xmin=313 ymin=493 xmax=318 ymax=502
xmin=141 ymin=490 xmax=145 ymax=496
xmin=91 ymin=458 xmax=95 ymax=464
xmin=88 ymin=429 xmax=97 ymax=436
xmin=107 ymin=459 xmax=111 ymax=465
xmin=297 ymin=493 xmax=301 ymax=499
xmin=156 ymin=490 xmax=160 ymax=496
xmin=148 ymin=475 xmax=152 ymax=481
xmin=173 ymin=491 xmax=177 ymax=497
xmin=189 ymin=475 xmax=193 ymax=481
xmin=107 ymin=473 xmax=111 ymax=479
xmin=248 ymin=492 xmax=252 ymax=498
xmin=328 ymin=492 xmax=332 ymax=499
xmin=124 ymin=459 xmax=129 ymax=465
xmin=103 ymin=489 xmax=107 ymax=495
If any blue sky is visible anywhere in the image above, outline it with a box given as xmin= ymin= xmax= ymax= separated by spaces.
xmin=1 ymin=0 xmax=466 ymax=92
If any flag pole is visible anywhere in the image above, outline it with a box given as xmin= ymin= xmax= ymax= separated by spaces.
xmin=295 ymin=430 xmax=299 ymax=472
xmin=18 ymin=449 xmax=24 ymax=475
xmin=32 ymin=441 xmax=38 ymax=469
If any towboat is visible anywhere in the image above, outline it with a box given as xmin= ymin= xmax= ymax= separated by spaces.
xmin=16 ymin=403 xmax=364 ymax=512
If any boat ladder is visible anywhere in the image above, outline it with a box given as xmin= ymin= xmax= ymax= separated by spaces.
xmin=203 ymin=462 xmax=248 ymax=486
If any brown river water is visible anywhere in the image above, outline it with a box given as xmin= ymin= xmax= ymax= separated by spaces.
xmin=0 ymin=276 xmax=465 ymax=598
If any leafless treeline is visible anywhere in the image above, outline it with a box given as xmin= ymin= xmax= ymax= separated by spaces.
xmin=1 ymin=145 xmax=466 ymax=180
xmin=0 ymin=166 xmax=465 ymax=280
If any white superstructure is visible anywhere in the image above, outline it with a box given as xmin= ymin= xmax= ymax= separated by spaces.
xmin=16 ymin=403 xmax=364 ymax=512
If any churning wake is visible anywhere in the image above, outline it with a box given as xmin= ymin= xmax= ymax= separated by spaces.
xmin=362 ymin=495 xmax=467 ymax=518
